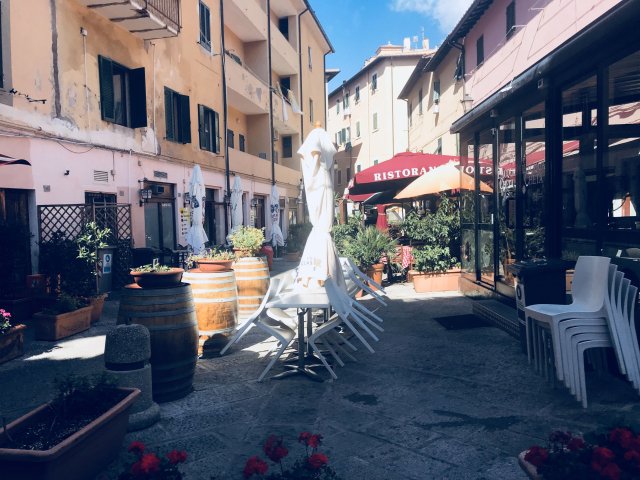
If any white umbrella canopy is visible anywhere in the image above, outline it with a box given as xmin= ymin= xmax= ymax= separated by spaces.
xmin=294 ymin=126 xmax=345 ymax=291
xmin=270 ymin=184 xmax=284 ymax=247
xmin=185 ymin=165 xmax=208 ymax=254
xmin=229 ymin=174 xmax=244 ymax=237
xmin=395 ymin=162 xmax=492 ymax=199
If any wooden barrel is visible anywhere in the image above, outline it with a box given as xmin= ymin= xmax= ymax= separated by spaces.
xmin=182 ymin=270 xmax=238 ymax=355
xmin=117 ymin=283 xmax=198 ymax=403
xmin=232 ymin=256 xmax=270 ymax=321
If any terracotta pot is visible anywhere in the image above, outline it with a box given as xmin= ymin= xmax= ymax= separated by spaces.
xmin=411 ymin=269 xmax=461 ymax=293
xmin=0 ymin=387 xmax=140 ymax=480
xmin=32 ymin=306 xmax=92 ymax=341
xmin=88 ymin=294 xmax=107 ymax=323
xmin=0 ymin=324 xmax=26 ymax=364
xmin=365 ymin=263 xmax=385 ymax=291
xmin=233 ymin=248 xmax=256 ymax=258
xmin=130 ymin=268 xmax=184 ymax=288
xmin=196 ymin=259 xmax=233 ymax=272
xmin=518 ymin=451 xmax=543 ymax=480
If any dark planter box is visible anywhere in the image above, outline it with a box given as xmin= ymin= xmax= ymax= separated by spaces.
xmin=0 ymin=387 xmax=140 ymax=480
xmin=0 ymin=325 xmax=27 ymax=364
xmin=32 ymin=306 xmax=92 ymax=341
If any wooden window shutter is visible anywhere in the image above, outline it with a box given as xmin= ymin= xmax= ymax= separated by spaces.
xmin=164 ymin=88 xmax=175 ymax=141
xmin=178 ymin=94 xmax=191 ymax=144
xmin=214 ymin=110 xmax=220 ymax=153
xmin=129 ymin=67 xmax=147 ymax=128
xmin=198 ymin=105 xmax=208 ymax=150
xmin=98 ymin=56 xmax=115 ymax=122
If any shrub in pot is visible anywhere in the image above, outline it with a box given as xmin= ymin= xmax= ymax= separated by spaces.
xmin=76 ymin=222 xmax=111 ymax=322
xmin=343 ymin=226 xmax=397 ymax=287
xmin=32 ymin=292 xmax=92 ymax=341
xmin=188 ymin=247 xmax=236 ymax=272
xmin=229 ymin=226 xmax=265 ymax=257
xmin=129 ymin=263 xmax=184 ymax=288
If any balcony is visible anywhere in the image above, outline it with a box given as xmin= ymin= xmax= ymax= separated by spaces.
xmin=78 ymin=0 xmax=180 ymax=39
xmin=223 ymin=0 xmax=267 ymax=42
xmin=229 ymin=148 xmax=300 ymax=186
xmin=226 ymin=53 xmax=270 ymax=115
xmin=272 ymin=93 xmax=299 ymax=135
xmin=270 ymin=28 xmax=297 ymax=76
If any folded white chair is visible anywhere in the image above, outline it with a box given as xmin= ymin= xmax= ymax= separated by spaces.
xmin=524 ymin=256 xmax=612 ymax=369
xmin=340 ymin=257 xmax=387 ymax=299
xmin=307 ymin=314 xmax=346 ymax=380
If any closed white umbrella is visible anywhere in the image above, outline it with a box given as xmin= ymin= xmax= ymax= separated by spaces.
xmin=185 ymin=165 xmax=208 ymax=254
xmin=270 ymin=184 xmax=284 ymax=247
xmin=229 ymin=174 xmax=243 ymax=238
xmin=294 ymin=126 xmax=345 ymax=291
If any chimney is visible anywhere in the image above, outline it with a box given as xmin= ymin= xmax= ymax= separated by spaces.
xmin=422 ymin=38 xmax=430 ymax=50
xmin=403 ymin=37 xmax=411 ymax=50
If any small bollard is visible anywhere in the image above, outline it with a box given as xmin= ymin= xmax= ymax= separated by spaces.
xmin=104 ymin=324 xmax=160 ymax=431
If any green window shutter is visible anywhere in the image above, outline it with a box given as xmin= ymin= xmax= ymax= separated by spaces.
xmin=198 ymin=104 xmax=207 ymax=150
xmin=214 ymin=110 xmax=220 ymax=153
xmin=98 ymin=56 xmax=115 ymax=122
xmin=129 ymin=67 xmax=147 ymax=128
xmin=164 ymin=87 xmax=174 ymax=141
xmin=179 ymin=94 xmax=191 ymax=144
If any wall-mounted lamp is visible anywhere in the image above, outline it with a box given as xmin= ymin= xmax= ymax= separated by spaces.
xmin=461 ymin=94 xmax=474 ymax=113
xmin=183 ymin=192 xmax=191 ymax=206
xmin=139 ymin=188 xmax=152 ymax=207
xmin=250 ymin=197 xmax=259 ymax=208
xmin=64 ymin=170 xmax=70 ymax=176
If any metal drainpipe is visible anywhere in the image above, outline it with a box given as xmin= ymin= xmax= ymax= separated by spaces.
xmin=390 ymin=61 xmax=395 ymax=154
xmin=298 ymin=8 xmax=308 ymax=140
xmin=267 ymin=0 xmax=275 ymax=185
xmin=220 ymin=0 xmax=231 ymax=237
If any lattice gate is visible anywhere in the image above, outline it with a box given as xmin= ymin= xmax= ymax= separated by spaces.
xmin=38 ymin=203 xmax=133 ymax=288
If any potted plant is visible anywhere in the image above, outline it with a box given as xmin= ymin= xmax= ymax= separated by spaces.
xmin=188 ymin=247 xmax=235 ymax=272
xmin=286 ymin=223 xmax=312 ymax=260
xmin=403 ymin=197 xmax=461 ymax=293
xmin=32 ymin=292 xmax=92 ymax=341
xmin=0 ymin=375 xmax=140 ymax=480
xmin=229 ymin=226 xmax=265 ymax=258
xmin=76 ymin=221 xmax=111 ymax=322
xmin=129 ymin=262 xmax=184 ymax=289
xmin=0 ymin=309 xmax=26 ymax=364
xmin=343 ymin=226 xmax=397 ymax=287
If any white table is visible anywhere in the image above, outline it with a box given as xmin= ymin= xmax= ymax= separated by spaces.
xmin=266 ymin=290 xmax=330 ymax=381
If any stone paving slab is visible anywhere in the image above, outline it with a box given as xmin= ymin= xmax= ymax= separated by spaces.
xmin=1 ymin=263 xmax=639 ymax=479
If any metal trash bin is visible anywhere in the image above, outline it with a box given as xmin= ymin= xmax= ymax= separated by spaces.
xmin=97 ymin=246 xmax=116 ymax=294
xmin=507 ymin=259 xmax=568 ymax=353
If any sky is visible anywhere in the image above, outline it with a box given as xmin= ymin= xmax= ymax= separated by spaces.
xmin=311 ymin=0 xmax=473 ymax=93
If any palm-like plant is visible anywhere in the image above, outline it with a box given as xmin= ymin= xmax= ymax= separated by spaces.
xmin=344 ymin=226 xmax=397 ymax=270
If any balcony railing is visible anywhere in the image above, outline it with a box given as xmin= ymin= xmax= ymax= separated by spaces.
xmin=144 ymin=0 xmax=180 ymax=32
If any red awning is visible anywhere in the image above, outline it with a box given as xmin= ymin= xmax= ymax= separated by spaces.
xmin=346 ymin=152 xmax=460 ymax=197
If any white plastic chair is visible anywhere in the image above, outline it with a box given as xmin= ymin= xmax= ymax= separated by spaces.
xmin=340 ymin=257 xmax=387 ymax=303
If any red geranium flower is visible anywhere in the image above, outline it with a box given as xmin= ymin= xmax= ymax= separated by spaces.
xmin=567 ymin=437 xmax=586 ymax=451
xmin=524 ymin=445 xmax=549 ymax=468
xmin=128 ymin=441 xmax=145 ymax=455
xmin=131 ymin=453 xmax=161 ymax=476
xmin=610 ymin=428 xmax=634 ymax=449
xmin=243 ymin=455 xmax=268 ymax=479
xmin=593 ymin=446 xmax=616 ymax=464
xmin=601 ymin=462 xmax=622 ymax=480
xmin=263 ymin=435 xmax=289 ymax=462
xmin=166 ymin=449 xmax=187 ymax=465
xmin=624 ymin=450 xmax=640 ymax=464
xmin=307 ymin=434 xmax=323 ymax=449
xmin=307 ymin=453 xmax=329 ymax=470
xmin=298 ymin=432 xmax=312 ymax=444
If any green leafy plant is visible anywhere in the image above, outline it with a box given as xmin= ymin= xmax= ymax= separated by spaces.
xmin=343 ymin=226 xmax=397 ymax=271
xmin=413 ymin=245 xmax=458 ymax=274
xmin=130 ymin=264 xmax=173 ymax=273
xmin=230 ymin=226 xmax=265 ymax=255
xmin=332 ymin=214 xmax=362 ymax=257
xmin=0 ymin=309 xmax=12 ymax=334
xmin=188 ymin=247 xmax=235 ymax=267
xmin=40 ymin=292 xmax=85 ymax=315
xmin=75 ymin=221 xmax=111 ymax=297
xmin=241 ymin=432 xmax=341 ymax=479
xmin=287 ymin=223 xmax=312 ymax=253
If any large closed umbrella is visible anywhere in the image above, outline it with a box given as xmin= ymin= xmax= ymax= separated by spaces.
xmin=375 ymin=204 xmax=388 ymax=231
xmin=270 ymin=184 xmax=284 ymax=247
xmin=185 ymin=165 xmax=208 ymax=254
xmin=395 ymin=162 xmax=492 ymax=199
xmin=229 ymin=174 xmax=243 ymax=238
xmin=294 ymin=126 xmax=345 ymax=291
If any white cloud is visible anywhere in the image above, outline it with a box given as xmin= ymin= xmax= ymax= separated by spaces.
xmin=390 ymin=0 xmax=474 ymax=33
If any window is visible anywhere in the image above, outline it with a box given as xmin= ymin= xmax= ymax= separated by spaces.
xmin=227 ymin=129 xmax=234 ymax=149
xmin=335 ymin=132 xmax=340 ymax=145
xmin=343 ymin=91 xmax=349 ymax=109
xmin=199 ymin=1 xmax=211 ymax=50
xmin=239 ymin=134 xmax=245 ymax=152
xmin=418 ymin=88 xmax=423 ymax=115
xmin=308 ymin=46 xmax=312 ymax=70
xmin=373 ymin=159 xmax=378 ymax=166
xmin=336 ymin=99 xmax=340 ymax=114
xmin=164 ymin=87 xmax=191 ymax=143
xmin=356 ymin=121 xmax=360 ymax=138
xmin=373 ymin=112 xmax=378 ymax=130
xmin=336 ymin=170 xmax=342 ymax=185
xmin=279 ymin=77 xmax=291 ymax=95
xmin=506 ymin=1 xmax=516 ymax=38
xmin=355 ymin=86 xmax=360 ymax=102
xmin=340 ymin=128 xmax=346 ymax=144
xmin=99 ymin=55 xmax=147 ymax=128
xmin=278 ymin=17 xmax=289 ymax=40
xmin=346 ymin=167 xmax=351 ymax=182
xmin=371 ymin=73 xmax=377 ymax=92
xmin=346 ymin=127 xmax=351 ymax=143
xmin=309 ymin=98 xmax=314 ymax=123
xmin=433 ymin=80 xmax=441 ymax=104
xmin=198 ymin=104 xmax=220 ymax=153
xmin=408 ymin=102 xmax=412 ymax=127
xmin=282 ymin=136 xmax=292 ymax=158
xmin=476 ymin=35 xmax=484 ymax=66
xmin=356 ymin=164 xmax=362 ymax=173
xmin=436 ymin=137 xmax=442 ymax=154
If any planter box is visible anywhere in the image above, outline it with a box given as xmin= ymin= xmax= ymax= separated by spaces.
xmin=518 ymin=451 xmax=543 ymax=480
xmin=33 ymin=306 xmax=92 ymax=341
xmin=0 ymin=387 xmax=140 ymax=480
xmin=0 ymin=325 xmax=26 ymax=364
xmin=411 ymin=269 xmax=461 ymax=293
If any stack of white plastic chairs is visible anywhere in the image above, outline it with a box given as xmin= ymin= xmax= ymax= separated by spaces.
xmin=524 ymin=256 xmax=639 ymax=407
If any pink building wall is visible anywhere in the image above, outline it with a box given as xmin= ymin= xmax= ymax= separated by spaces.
xmin=464 ymin=0 xmax=621 ymax=107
